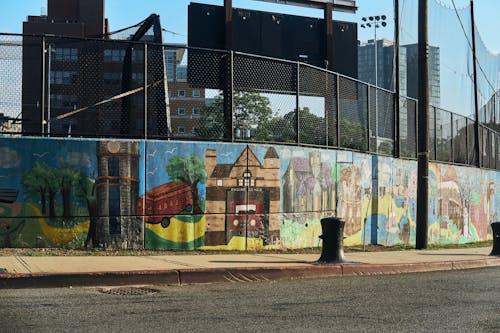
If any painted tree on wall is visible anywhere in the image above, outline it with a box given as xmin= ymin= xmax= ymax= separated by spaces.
xmin=22 ymin=162 xmax=48 ymax=215
xmin=166 ymin=155 xmax=207 ymax=214
xmin=75 ymin=175 xmax=98 ymax=247
xmin=22 ymin=162 xmax=57 ymax=218
xmin=58 ymin=166 xmax=81 ymax=220
xmin=23 ymin=163 xmax=89 ymax=222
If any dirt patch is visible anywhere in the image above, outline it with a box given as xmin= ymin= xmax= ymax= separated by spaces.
xmin=0 ymin=241 xmax=492 ymax=257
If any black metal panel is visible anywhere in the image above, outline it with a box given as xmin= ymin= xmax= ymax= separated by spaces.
xmin=284 ymin=15 xmax=325 ymax=67
xmin=332 ymin=21 xmax=357 ymax=78
xmin=188 ymin=3 xmax=357 ymax=88
xmin=188 ymin=3 xmax=225 ymax=50
xmin=260 ymin=12 xmax=285 ymax=59
xmin=233 ymin=9 xmax=261 ymax=54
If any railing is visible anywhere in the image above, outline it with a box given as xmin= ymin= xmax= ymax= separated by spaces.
xmin=0 ymin=33 xmax=499 ymax=170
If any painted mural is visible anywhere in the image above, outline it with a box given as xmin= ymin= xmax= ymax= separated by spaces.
xmin=0 ymin=136 xmax=495 ymax=250
xmin=0 ymin=138 xmax=97 ymax=248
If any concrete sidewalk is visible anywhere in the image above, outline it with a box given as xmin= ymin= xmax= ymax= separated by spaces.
xmin=1 ymin=247 xmax=500 ymax=288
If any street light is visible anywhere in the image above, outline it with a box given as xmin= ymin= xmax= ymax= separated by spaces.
xmin=361 ymin=15 xmax=387 ymax=152
xmin=360 ymin=15 xmax=387 ymax=88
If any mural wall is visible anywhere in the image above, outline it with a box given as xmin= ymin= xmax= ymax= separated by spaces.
xmin=0 ymin=137 xmax=496 ymax=249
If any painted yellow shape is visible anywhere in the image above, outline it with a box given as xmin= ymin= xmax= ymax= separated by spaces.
xmin=344 ymin=230 xmax=363 ymax=246
xmin=147 ymin=216 xmax=206 ymax=243
xmin=28 ymin=203 xmax=89 ymax=245
xmin=199 ymin=236 xmax=264 ymax=251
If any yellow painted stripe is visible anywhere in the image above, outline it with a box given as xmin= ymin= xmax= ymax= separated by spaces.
xmin=28 ymin=203 xmax=89 ymax=245
xmin=146 ymin=216 xmax=206 ymax=243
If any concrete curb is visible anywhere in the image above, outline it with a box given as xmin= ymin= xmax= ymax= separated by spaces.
xmin=2 ymin=257 xmax=500 ymax=289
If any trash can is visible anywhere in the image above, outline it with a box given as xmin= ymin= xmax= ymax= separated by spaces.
xmin=317 ymin=217 xmax=347 ymax=263
xmin=490 ymin=222 xmax=500 ymax=256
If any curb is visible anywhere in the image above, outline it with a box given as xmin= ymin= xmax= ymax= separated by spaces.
xmin=2 ymin=258 xmax=500 ymax=289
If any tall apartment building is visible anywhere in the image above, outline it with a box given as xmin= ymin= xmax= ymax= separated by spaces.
xmin=358 ymin=38 xmax=407 ymax=95
xmin=22 ymin=0 xmax=168 ymax=137
xmin=165 ymin=47 xmax=205 ymax=137
xmin=358 ymin=39 xmax=440 ymax=108
xmin=404 ymin=43 xmax=441 ymax=108
xmin=22 ymin=0 xmax=107 ymax=135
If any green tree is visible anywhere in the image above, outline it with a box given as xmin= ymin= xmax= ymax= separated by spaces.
xmin=339 ymin=118 xmax=368 ymax=152
xmin=166 ymin=154 xmax=207 ymax=214
xmin=265 ymin=107 xmax=327 ymax=145
xmin=198 ymin=91 xmax=273 ymax=141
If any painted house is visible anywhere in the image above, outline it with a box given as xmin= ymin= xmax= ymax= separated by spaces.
xmin=204 ymin=146 xmax=280 ymax=245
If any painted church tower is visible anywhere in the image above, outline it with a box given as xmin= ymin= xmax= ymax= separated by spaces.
xmin=96 ymin=141 xmax=142 ymax=248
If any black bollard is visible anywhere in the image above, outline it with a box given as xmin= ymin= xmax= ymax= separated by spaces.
xmin=317 ymin=217 xmax=347 ymax=263
xmin=490 ymin=222 xmax=500 ymax=256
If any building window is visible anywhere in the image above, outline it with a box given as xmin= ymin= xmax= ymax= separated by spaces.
xmin=165 ymin=51 xmax=174 ymax=81
xmin=192 ymin=108 xmax=201 ymax=116
xmin=50 ymin=94 xmax=77 ymax=109
xmin=178 ymin=126 xmax=186 ymax=134
xmin=241 ymin=170 xmax=254 ymax=187
xmin=178 ymin=90 xmax=185 ymax=97
xmin=50 ymin=71 xmax=77 ymax=85
xmin=177 ymin=108 xmax=186 ymax=116
xmin=104 ymin=49 xmax=126 ymax=63
xmin=103 ymin=72 xmax=122 ymax=85
xmin=54 ymin=48 xmax=78 ymax=62
xmin=132 ymin=49 xmax=144 ymax=63
xmin=217 ymin=179 xmax=223 ymax=186
xmin=176 ymin=66 xmax=187 ymax=81
xmin=191 ymin=127 xmax=199 ymax=134
xmin=131 ymin=72 xmax=144 ymax=84
xmin=192 ymin=89 xmax=201 ymax=98
xmin=108 ymin=157 xmax=120 ymax=177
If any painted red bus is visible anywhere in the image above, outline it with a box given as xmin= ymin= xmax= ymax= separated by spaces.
xmin=136 ymin=182 xmax=193 ymax=227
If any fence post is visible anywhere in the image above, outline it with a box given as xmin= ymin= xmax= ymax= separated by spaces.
xmin=336 ymin=74 xmax=340 ymax=147
xmin=224 ymin=51 xmax=234 ymax=141
xmin=40 ymin=36 xmax=46 ymax=136
xmin=366 ymin=84 xmax=370 ymax=152
xmin=296 ymin=62 xmax=300 ymax=144
xmin=143 ymin=43 xmax=148 ymax=140
xmin=394 ymin=0 xmax=401 ymax=158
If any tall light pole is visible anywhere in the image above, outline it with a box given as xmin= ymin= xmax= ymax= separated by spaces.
xmin=361 ymin=15 xmax=387 ymax=88
xmin=361 ymin=15 xmax=387 ymax=152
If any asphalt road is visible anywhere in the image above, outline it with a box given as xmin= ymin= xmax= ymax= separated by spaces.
xmin=1 ymin=267 xmax=499 ymax=332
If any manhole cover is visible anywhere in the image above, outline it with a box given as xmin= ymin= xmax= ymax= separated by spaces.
xmin=99 ymin=287 xmax=159 ymax=296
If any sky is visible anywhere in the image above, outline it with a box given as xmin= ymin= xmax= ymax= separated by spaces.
xmin=1 ymin=0 xmax=500 ymax=52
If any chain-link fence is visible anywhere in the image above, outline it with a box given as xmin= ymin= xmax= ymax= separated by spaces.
xmin=2 ymin=32 xmax=500 ymax=170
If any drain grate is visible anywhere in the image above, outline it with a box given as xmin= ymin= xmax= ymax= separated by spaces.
xmin=0 ymin=268 xmax=7 ymax=274
xmin=99 ymin=287 xmax=159 ymax=296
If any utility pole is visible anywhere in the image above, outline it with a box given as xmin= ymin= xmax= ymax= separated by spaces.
xmin=416 ymin=0 xmax=429 ymax=249
xmin=394 ymin=0 xmax=401 ymax=158
xmin=470 ymin=0 xmax=481 ymax=168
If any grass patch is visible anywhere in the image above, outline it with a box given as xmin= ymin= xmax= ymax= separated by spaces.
xmin=0 ymin=240 xmax=493 ymax=257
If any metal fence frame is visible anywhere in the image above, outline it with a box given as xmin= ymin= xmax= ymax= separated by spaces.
xmin=1 ymin=33 xmax=500 ymax=170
